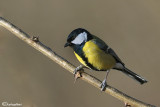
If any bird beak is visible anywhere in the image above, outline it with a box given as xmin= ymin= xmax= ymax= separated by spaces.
xmin=64 ymin=42 xmax=70 ymax=47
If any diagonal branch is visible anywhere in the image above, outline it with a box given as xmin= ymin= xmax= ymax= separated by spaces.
xmin=0 ymin=17 xmax=156 ymax=107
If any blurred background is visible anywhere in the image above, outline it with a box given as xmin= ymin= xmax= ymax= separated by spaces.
xmin=0 ymin=0 xmax=159 ymax=107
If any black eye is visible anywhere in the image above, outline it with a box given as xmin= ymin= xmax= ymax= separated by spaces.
xmin=71 ymin=35 xmax=76 ymax=41
xmin=67 ymin=36 xmax=74 ymax=43
xmin=67 ymin=34 xmax=77 ymax=43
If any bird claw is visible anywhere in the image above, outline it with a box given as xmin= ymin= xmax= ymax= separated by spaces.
xmin=74 ymin=65 xmax=84 ymax=83
xmin=125 ymin=102 xmax=131 ymax=107
xmin=100 ymin=79 xmax=107 ymax=91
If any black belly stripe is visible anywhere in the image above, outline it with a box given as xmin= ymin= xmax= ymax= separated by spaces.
xmin=81 ymin=54 xmax=107 ymax=71
xmin=80 ymin=53 xmax=99 ymax=71
xmin=73 ymin=43 xmax=106 ymax=71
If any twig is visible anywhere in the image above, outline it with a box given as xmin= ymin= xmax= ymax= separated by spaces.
xmin=0 ymin=17 xmax=156 ymax=107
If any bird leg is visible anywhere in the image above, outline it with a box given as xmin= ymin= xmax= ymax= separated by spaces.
xmin=100 ymin=70 xmax=110 ymax=91
xmin=74 ymin=65 xmax=84 ymax=83
xmin=125 ymin=102 xmax=131 ymax=107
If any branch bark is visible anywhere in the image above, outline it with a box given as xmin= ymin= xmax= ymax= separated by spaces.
xmin=0 ymin=17 xmax=156 ymax=107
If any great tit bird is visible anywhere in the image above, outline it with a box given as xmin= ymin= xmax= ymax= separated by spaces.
xmin=64 ymin=28 xmax=147 ymax=91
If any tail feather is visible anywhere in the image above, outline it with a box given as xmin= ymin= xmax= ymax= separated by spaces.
xmin=122 ymin=67 xmax=147 ymax=84
xmin=114 ymin=66 xmax=148 ymax=84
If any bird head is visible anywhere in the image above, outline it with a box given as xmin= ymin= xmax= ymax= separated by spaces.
xmin=64 ymin=28 xmax=92 ymax=48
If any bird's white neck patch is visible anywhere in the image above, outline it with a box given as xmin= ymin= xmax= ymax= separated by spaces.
xmin=71 ymin=32 xmax=87 ymax=45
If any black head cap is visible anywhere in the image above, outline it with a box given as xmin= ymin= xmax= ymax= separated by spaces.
xmin=67 ymin=28 xmax=91 ymax=42
xmin=64 ymin=28 xmax=93 ymax=47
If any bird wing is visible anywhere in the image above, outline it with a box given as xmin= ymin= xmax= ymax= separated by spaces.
xmin=92 ymin=35 xmax=124 ymax=65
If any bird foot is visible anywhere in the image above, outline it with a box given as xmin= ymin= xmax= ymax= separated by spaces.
xmin=74 ymin=65 xmax=84 ymax=83
xmin=100 ymin=79 xmax=107 ymax=91
xmin=125 ymin=102 xmax=131 ymax=107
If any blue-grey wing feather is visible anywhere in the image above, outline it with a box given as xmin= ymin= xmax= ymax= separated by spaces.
xmin=92 ymin=35 xmax=124 ymax=65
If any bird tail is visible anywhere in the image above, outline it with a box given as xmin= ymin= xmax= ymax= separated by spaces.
xmin=120 ymin=67 xmax=147 ymax=84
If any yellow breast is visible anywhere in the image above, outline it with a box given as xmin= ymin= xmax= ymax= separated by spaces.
xmin=74 ymin=51 xmax=88 ymax=67
xmin=82 ymin=41 xmax=116 ymax=70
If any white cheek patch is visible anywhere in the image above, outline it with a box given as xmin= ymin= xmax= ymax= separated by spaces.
xmin=71 ymin=32 xmax=87 ymax=44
